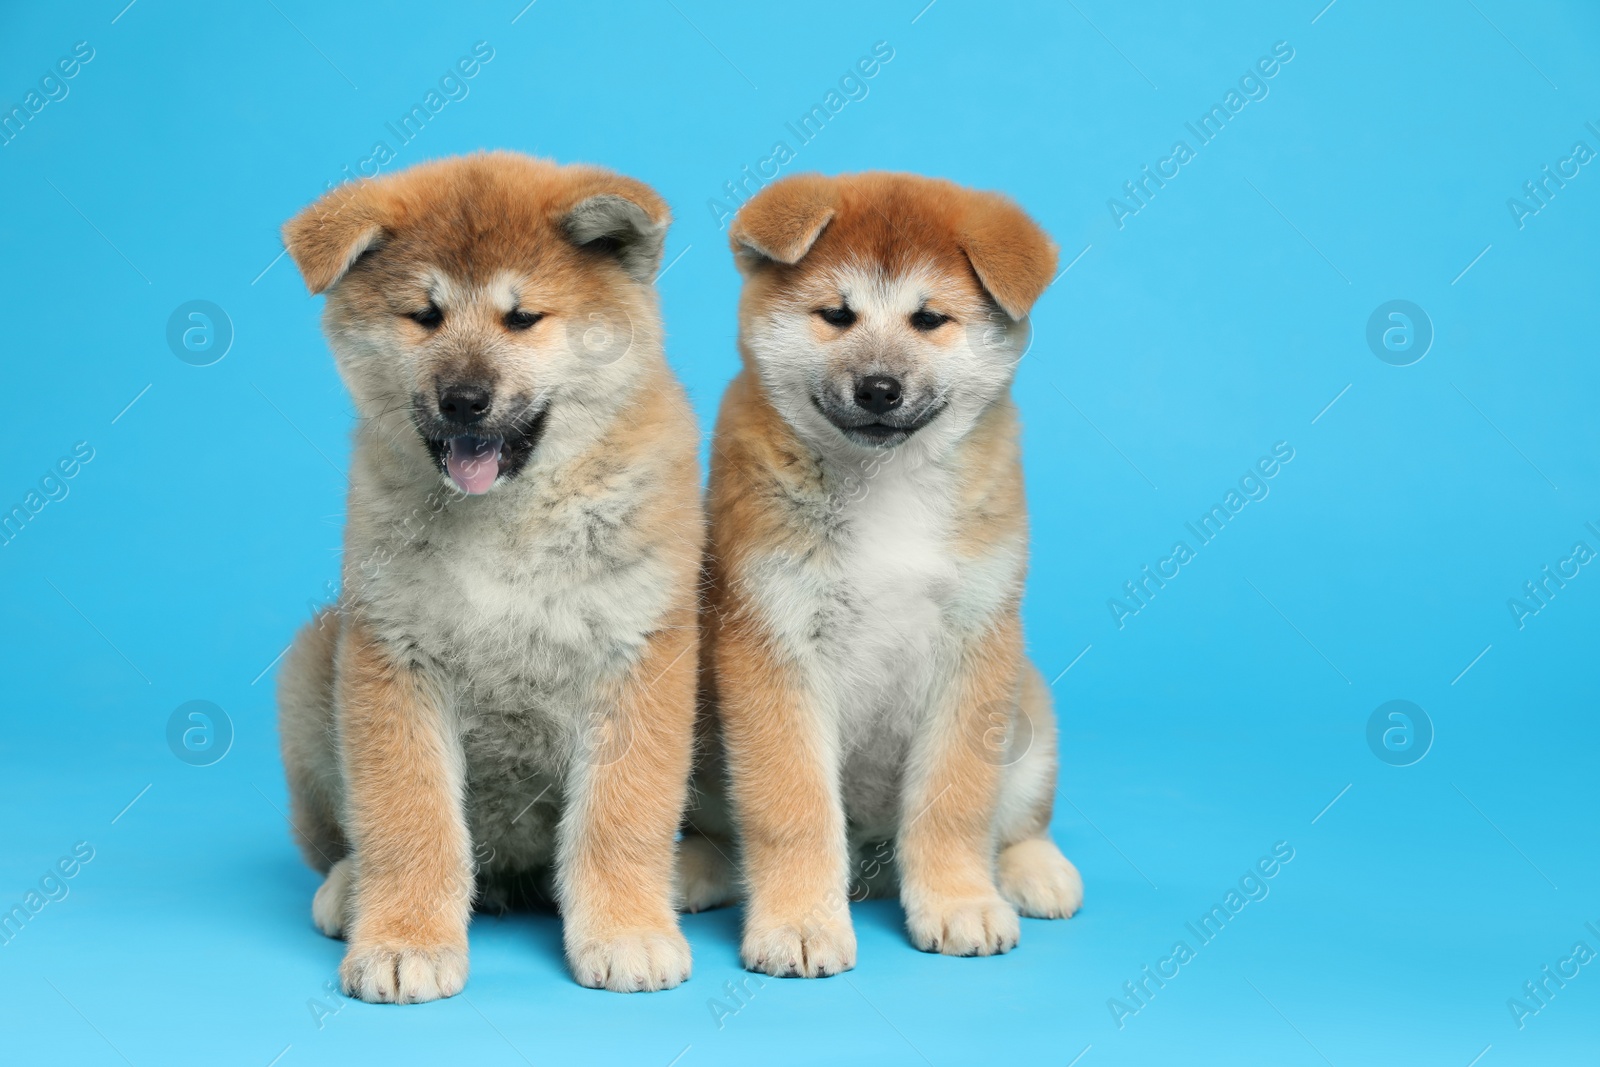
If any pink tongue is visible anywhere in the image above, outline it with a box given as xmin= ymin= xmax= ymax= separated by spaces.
xmin=446 ymin=437 xmax=501 ymax=495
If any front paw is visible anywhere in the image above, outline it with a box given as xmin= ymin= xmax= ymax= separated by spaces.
xmin=741 ymin=912 xmax=856 ymax=978
xmin=340 ymin=943 xmax=468 ymax=1003
xmin=905 ymin=893 xmax=1020 ymax=957
xmin=568 ymin=927 xmax=692 ymax=993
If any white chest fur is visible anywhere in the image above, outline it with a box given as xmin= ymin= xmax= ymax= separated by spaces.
xmin=744 ymin=453 xmax=1018 ymax=737
xmin=350 ymin=469 xmax=674 ymax=716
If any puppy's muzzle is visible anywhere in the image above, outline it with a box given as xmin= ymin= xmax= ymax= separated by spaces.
xmin=438 ymin=381 xmax=492 ymax=426
xmin=414 ymin=382 xmax=548 ymax=495
xmin=853 ymin=375 xmax=902 ymax=416
xmin=812 ymin=377 xmax=946 ymax=447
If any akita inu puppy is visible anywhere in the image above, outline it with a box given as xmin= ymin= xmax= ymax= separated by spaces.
xmin=682 ymin=172 xmax=1081 ymax=976
xmin=276 ymin=153 xmax=701 ymax=1001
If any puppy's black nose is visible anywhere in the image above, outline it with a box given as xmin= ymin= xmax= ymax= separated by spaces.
xmin=439 ymin=383 xmax=492 ymax=424
xmin=853 ymin=376 xmax=902 ymax=415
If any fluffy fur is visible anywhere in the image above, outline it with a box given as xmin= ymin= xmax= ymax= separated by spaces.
xmin=276 ymin=152 xmax=702 ymax=1001
xmin=684 ymin=171 xmax=1081 ymax=977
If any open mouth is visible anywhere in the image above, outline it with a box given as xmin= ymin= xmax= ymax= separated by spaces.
xmin=417 ymin=406 xmax=548 ymax=495
xmin=441 ymin=435 xmax=503 ymax=494
xmin=812 ymin=396 xmax=947 ymax=446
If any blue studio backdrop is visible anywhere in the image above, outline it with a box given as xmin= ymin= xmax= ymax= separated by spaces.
xmin=2 ymin=2 xmax=1597 ymax=1064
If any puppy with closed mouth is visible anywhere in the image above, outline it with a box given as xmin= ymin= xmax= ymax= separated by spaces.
xmin=681 ymin=172 xmax=1081 ymax=976
xmin=276 ymin=152 xmax=702 ymax=1001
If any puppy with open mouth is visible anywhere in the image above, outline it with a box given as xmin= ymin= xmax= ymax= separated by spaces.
xmin=276 ymin=152 xmax=702 ymax=1001
xmin=681 ymin=172 xmax=1082 ymax=976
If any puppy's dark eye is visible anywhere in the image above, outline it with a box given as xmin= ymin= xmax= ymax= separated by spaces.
xmin=409 ymin=303 xmax=444 ymax=329
xmin=816 ymin=306 xmax=856 ymax=328
xmin=504 ymin=308 xmax=544 ymax=331
xmin=909 ymin=309 xmax=949 ymax=332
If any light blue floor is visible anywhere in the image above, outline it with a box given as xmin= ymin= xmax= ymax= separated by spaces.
xmin=3 ymin=2 xmax=1597 ymax=1064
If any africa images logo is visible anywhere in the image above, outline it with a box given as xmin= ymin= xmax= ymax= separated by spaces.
xmin=1106 ymin=41 xmax=1295 ymax=230
xmin=705 ymin=41 xmax=895 ymax=229
xmin=1107 ymin=842 xmax=1296 ymax=1029
xmin=1107 ymin=442 xmax=1295 ymax=629
xmin=324 ymin=42 xmax=495 ymax=190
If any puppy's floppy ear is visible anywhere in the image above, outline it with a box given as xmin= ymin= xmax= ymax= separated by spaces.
xmin=728 ymin=173 xmax=837 ymax=270
xmin=958 ymin=192 xmax=1058 ymax=320
xmin=560 ymin=175 xmax=671 ymax=284
xmin=282 ymin=182 xmax=386 ymax=296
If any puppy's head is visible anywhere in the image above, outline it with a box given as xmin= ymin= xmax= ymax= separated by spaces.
xmin=728 ymin=172 xmax=1055 ymax=456
xmin=284 ymin=152 xmax=670 ymax=495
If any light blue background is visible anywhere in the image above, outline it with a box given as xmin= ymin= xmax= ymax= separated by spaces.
xmin=2 ymin=2 xmax=1597 ymax=1064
